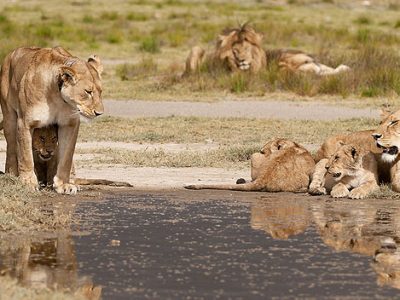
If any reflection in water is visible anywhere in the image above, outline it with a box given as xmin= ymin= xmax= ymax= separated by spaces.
xmin=251 ymin=197 xmax=400 ymax=291
xmin=251 ymin=198 xmax=310 ymax=240
xmin=0 ymin=203 xmax=101 ymax=300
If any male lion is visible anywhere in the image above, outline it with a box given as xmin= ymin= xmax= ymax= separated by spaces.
xmin=185 ymin=24 xmax=266 ymax=74
xmin=0 ymin=46 xmax=104 ymax=194
xmin=185 ymin=138 xmax=315 ymax=192
xmin=184 ymin=24 xmax=350 ymax=76
xmin=32 ymin=125 xmax=132 ymax=188
xmin=310 ymin=144 xmax=379 ymax=199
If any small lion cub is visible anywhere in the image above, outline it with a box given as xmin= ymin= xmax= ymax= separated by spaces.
xmin=309 ymin=144 xmax=379 ymax=199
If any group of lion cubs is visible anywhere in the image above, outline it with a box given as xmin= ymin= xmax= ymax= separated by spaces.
xmin=0 ymin=24 xmax=395 ymax=197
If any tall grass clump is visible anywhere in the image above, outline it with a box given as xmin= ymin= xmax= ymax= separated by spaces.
xmin=138 ymin=36 xmax=160 ymax=53
xmin=116 ymin=58 xmax=158 ymax=80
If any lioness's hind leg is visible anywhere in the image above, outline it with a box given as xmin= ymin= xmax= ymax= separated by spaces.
xmin=2 ymin=110 xmax=18 ymax=176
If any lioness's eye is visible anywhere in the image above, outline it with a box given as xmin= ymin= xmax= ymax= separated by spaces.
xmin=85 ymin=89 xmax=93 ymax=96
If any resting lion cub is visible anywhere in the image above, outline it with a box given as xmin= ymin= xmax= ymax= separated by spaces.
xmin=32 ymin=125 xmax=132 ymax=188
xmin=309 ymin=144 xmax=379 ymax=199
xmin=185 ymin=138 xmax=315 ymax=192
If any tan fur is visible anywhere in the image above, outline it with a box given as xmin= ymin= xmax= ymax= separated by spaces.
xmin=185 ymin=138 xmax=315 ymax=192
xmin=0 ymin=46 xmax=104 ymax=194
xmin=266 ymin=49 xmax=350 ymax=75
xmin=185 ymin=24 xmax=267 ymax=74
xmin=310 ymin=144 xmax=379 ymax=199
xmin=32 ymin=125 xmax=132 ymax=188
xmin=373 ymin=109 xmax=400 ymax=192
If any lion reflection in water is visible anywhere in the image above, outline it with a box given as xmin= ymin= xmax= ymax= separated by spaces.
xmin=0 ymin=204 xmax=101 ymax=299
xmin=251 ymin=198 xmax=400 ymax=290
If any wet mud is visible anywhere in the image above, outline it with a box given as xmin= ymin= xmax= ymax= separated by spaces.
xmin=2 ymin=190 xmax=400 ymax=299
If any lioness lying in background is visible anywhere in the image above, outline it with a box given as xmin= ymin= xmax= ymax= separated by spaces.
xmin=184 ymin=23 xmax=350 ymax=76
xmin=185 ymin=138 xmax=315 ymax=192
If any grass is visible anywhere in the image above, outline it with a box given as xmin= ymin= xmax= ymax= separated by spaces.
xmin=0 ymin=175 xmax=72 ymax=232
xmin=79 ymin=116 xmax=378 ymax=146
xmin=77 ymin=145 xmax=259 ymax=169
xmin=0 ymin=276 xmax=85 ymax=300
xmin=0 ymin=0 xmax=400 ymax=103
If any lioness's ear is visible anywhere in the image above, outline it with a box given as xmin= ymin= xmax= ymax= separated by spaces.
xmin=88 ymin=55 xmax=103 ymax=76
xmin=60 ymin=66 xmax=77 ymax=85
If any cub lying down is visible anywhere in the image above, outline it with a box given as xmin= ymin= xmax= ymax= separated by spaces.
xmin=185 ymin=138 xmax=315 ymax=192
xmin=32 ymin=125 xmax=132 ymax=188
xmin=309 ymin=144 xmax=379 ymax=199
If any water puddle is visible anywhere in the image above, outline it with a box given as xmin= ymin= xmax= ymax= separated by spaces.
xmin=1 ymin=190 xmax=400 ymax=299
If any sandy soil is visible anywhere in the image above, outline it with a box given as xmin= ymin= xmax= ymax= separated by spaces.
xmin=0 ymin=99 xmax=380 ymax=190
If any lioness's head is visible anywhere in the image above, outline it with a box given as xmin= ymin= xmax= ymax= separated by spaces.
xmin=325 ymin=144 xmax=363 ymax=181
xmin=260 ymin=138 xmax=303 ymax=156
xmin=216 ymin=24 xmax=266 ymax=72
xmin=373 ymin=110 xmax=400 ymax=163
xmin=59 ymin=55 xmax=104 ymax=121
xmin=32 ymin=125 xmax=58 ymax=162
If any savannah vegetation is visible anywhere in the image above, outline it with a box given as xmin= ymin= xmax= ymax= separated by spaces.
xmin=0 ymin=0 xmax=400 ymax=103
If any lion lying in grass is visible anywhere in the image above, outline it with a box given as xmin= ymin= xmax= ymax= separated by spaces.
xmin=185 ymin=138 xmax=315 ymax=192
xmin=184 ymin=24 xmax=350 ymax=76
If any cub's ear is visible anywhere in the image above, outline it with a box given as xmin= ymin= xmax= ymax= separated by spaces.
xmin=88 ymin=54 xmax=103 ymax=76
xmin=59 ymin=66 xmax=77 ymax=85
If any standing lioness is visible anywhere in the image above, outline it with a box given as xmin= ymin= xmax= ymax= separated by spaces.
xmin=0 ymin=46 xmax=104 ymax=194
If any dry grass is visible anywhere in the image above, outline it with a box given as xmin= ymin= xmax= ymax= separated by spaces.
xmin=0 ymin=276 xmax=84 ymax=300
xmin=0 ymin=0 xmax=400 ymax=103
xmin=0 ymin=175 xmax=72 ymax=232
xmin=77 ymin=145 xmax=258 ymax=169
xmin=79 ymin=116 xmax=378 ymax=146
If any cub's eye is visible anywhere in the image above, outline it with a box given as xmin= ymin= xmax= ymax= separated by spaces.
xmin=85 ymin=89 xmax=93 ymax=96
xmin=277 ymin=145 xmax=282 ymax=150
xmin=389 ymin=120 xmax=399 ymax=127
xmin=334 ymin=156 xmax=339 ymax=161
xmin=40 ymin=136 xmax=45 ymax=142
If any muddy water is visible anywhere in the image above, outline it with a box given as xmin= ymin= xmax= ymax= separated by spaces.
xmin=2 ymin=190 xmax=400 ymax=299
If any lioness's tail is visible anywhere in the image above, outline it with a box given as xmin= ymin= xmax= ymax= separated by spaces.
xmin=184 ymin=181 xmax=263 ymax=191
xmin=74 ymin=178 xmax=132 ymax=187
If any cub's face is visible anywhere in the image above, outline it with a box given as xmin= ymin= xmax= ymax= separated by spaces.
xmin=373 ymin=111 xmax=400 ymax=163
xmin=32 ymin=126 xmax=58 ymax=162
xmin=326 ymin=144 xmax=361 ymax=181
xmin=59 ymin=57 xmax=104 ymax=121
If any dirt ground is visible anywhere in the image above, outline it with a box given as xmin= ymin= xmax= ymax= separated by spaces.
xmin=0 ymin=99 xmax=380 ymax=189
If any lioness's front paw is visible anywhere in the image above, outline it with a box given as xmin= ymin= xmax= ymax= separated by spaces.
xmin=330 ymin=184 xmax=349 ymax=198
xmin=309 ymin=186 xmax=327 ymax=196
xmin=54 ymin=183 xmax=78 ymax=195
xmin=20 ymin=172 xmax=39 ymax=191
xmin=349 ymin=187 xmax=369 ymax=199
